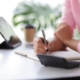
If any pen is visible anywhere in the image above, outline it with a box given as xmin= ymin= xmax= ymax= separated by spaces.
xmin=15 ymin=51 xmax=39 ymax=61
xmin=42 ymin=30 xmax=49 ymax=54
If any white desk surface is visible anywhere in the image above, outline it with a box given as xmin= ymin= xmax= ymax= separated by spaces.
xmin=0 ymin=42 xmax=80 ymax=79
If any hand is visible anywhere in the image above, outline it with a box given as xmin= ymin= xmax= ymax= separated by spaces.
xmin=33 ymin=37 xmax=48 ymax=54
xmin=55 ymin=24 xmax=73 ymax=44
xmin=48 ymin=36 xmax=66 ymax=52
xmin=33 ymin=36 xmax=66 ymax=54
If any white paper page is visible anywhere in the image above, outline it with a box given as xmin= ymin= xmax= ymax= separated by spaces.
xmin=49 ymin=51 xmax=80 ymax=58
xmin=31 ymin=51 xmax=80 ymax=61
xmin=16 ymin=48 xmax=80 ymax=62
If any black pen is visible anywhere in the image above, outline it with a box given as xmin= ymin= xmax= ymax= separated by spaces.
xmin=42 ymin=30 xmax=49 ymax=54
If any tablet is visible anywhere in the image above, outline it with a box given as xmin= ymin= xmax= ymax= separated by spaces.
xmin=0 ymin=17 xmax=21 ymax=49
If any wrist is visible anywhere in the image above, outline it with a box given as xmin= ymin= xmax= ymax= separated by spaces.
xmin=51 ymin=36 xmax=65 ymax=51
xmin=64 ymin=39 xmax=72 ymax=45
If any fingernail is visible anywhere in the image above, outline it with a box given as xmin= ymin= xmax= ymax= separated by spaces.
xmin=44 ymin=47 xmax=47 ymax=50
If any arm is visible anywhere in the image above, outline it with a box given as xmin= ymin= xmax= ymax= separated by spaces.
xmin=47 ymin=0 xmax=75 ymax=52
xmin=48 ymin=36 xmax=66 ymax=52
xmin=55 ymin=0 xmax=79 ymax=51
xmin=55 ymin=23 xmax=80 ymax=53
xmin=60 ymin=0 xmax=76 ymax=34
xmin=34 ymin=0 xmax=76 ymax=54
xmin=64 ymin=39 xmax=79 ymax=52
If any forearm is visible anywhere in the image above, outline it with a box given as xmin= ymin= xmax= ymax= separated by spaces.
xmin=55 ymin=23 xmax=76 ymax=51
xmin=64 ymin=39 xmax=79 ymax=52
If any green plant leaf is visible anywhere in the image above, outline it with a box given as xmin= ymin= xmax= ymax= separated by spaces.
xmin=12 ymin=1 xmax=62 ymax=33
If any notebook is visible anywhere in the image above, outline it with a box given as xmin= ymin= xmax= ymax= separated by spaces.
xmin=15 ymin=50 xmax=80 ymax=69
xmin=37 ymin=51 xmax=80 ymax=69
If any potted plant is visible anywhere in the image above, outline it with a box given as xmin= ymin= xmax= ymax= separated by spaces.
xmin=12 ymin=1 xmax=62 ymax=34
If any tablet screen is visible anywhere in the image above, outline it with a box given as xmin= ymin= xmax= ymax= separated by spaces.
xmin=0 ymin=34 xmax=5 ymax=44
xmin=0 ymin=17 xmax=21 ymax=47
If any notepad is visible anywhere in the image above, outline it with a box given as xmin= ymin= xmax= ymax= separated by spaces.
xmin=49 ymin=51 xmax=80 ymax=60
xmin=15 ymin=50 xmax=80 ymax=69
xmin=37 ymin=51 xmax=80 ymax=69
xmin=15 ymin=50 xmax=80 ymax=61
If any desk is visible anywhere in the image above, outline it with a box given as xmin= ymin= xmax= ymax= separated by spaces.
xmin=0 ymin=42 xmax=80 ymax=79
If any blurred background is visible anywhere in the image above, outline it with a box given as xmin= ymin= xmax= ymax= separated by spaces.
xmin=0 ymin=0 xmax=79 ymax=41
xmin=0 ymin=0 xmax=64 ymax=40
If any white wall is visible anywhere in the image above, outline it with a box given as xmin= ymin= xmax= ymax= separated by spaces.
xmin=0 ymin=0 xmax=22 ymax=26
xmin=0 ymin=0 xmax=64 ymax=39
xmin=0 ymin=0 xmax=64 ymax=25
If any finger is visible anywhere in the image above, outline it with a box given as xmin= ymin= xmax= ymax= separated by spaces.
xmin=33 ymin=42 xmax=47 ymax=54
xmin=33 ymin=37 xmax=43 ymax=44
xmin=48 ymin=42 xmax=54 ymax=49
xmin=37 ymin=37 xmax=44 ymax=42
xmin=36 ymin=40 xmax=47 ymax=49
xmin=48 ymin=42 xmax=54 ymax=51
xmin=33 ymin=40 xmax=47 ymax=50
xmin=35 ymin=46 xmax=46 ymax=54
xmin=37 ymin=50 xmax=46 ymax=54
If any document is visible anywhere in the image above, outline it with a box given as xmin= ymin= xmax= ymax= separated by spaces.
xmin=49 ymin=51 xmax=80 ymax=58
xmin=47 ymin=50 xmax=80 ymax=62
xmin=16 ymin=50 xmax=80 ymax=61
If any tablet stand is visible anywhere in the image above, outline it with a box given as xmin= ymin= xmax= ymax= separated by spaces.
xmin=0 ymin=41 xmax=13 ymax=49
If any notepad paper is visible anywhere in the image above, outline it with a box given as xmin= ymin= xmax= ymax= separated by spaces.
xmin=32 ymin=51 xmax=80 ymax=61
xmin=16 ymin=50 xmax=80 ymax=62
xmin=47 ymin=51 xmax=80 ymax=62
xmin=49 ymin=51 xmax=80 ymax=58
